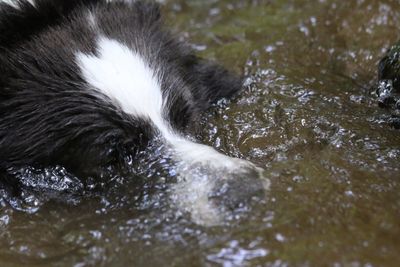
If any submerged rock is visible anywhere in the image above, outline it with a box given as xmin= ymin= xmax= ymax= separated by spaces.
xmin=379 ymin=41 xmax=400 ymax=90
xmin=377 ymin=41 xmax=400 ymax=129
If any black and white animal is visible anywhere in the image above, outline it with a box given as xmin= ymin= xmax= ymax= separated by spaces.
xmin=0 ymin=0 xmax=268 ymax=225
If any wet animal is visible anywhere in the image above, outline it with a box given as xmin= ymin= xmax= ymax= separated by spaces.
xmin=0 ymin=0 xmax=268 ymax=225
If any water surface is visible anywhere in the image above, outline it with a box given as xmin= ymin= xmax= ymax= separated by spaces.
xmin=1 ymin=0 xmax=400 ymax=266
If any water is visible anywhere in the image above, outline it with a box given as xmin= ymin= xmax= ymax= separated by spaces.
xmin=1 ymin=0 xmax=400 ymax=266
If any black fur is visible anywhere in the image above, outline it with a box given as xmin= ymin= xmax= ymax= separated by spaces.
xmin=0 ymin=0 xmax=242 ymax=182
xmin=0 ymin=0 xmax=100 ymax=49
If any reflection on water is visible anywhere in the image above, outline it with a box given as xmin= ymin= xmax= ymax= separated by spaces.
xmin=1 ymin=0 xmax=400 ymax=266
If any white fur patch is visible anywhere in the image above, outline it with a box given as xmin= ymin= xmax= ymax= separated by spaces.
xmin=76 ymin=37 xmax=269 ymax=226
xmin=77 ymin=37 xmax=247 ymax=168
xmin=77 ymin=37 xmax=166 ymax=126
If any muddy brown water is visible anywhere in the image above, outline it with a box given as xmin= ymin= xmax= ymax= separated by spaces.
xmin=1 ymin=0 xmax=400 ymax=266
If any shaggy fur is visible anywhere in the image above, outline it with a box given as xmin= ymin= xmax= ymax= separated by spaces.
xmin=0 ymin=0 xmax=242 ymax=182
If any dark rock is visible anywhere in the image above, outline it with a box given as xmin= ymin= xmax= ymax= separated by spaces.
xmin=379 ymin=41 xmax=400 ymax=91
xmin=395 ymin=99 xmax=400 ymax=110
xmin=376 ymin=80 xmax=396 ymax=108
xmin=376 ymin=41 xmax=400 ymax=128
xmin=389 ymin=115 xmax=400 ymax=129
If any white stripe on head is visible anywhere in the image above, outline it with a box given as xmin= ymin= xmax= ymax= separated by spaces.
xmin=76 ymin=37 xmax=269 ymax=225
xmin=77 ymin=37 xmax=259 ymax=170
xmin=76 ymin=37 xmax=165 ymax=125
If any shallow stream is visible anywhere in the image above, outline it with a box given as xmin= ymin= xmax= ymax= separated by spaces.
xmin=1 ymin=0 xmax=400 ymax=266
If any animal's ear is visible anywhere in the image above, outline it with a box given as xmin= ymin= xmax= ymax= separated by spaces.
xmin=196 ymin=59 xmax=243 ymax=104
xmin=183 ymin=55 xmax=244 ymax=110
xmin=165 ymin=55 xmax=243 ymax=131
